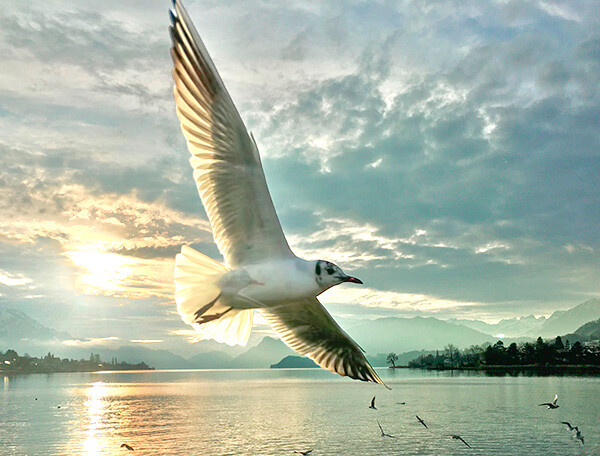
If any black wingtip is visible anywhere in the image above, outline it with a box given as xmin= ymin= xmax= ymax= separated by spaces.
xmin=169 ymin=8 xmax=177 ymax=24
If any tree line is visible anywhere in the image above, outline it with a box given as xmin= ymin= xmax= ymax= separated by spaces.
xmin=0 ymin=349 xmax=152 ymax=373
xmin=386 ymin=336 xmax=600 ymax=369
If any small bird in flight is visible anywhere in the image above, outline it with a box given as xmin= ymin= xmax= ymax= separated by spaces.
xmin=561 ymin=421 xmax=577 ymax=431
xmin=416 ymin=415 xmax=428 ymax=429
xmin=574 ymin=429 xmax=584 ymax=445
xmin=293 ymin=451 xmax=313 ymax=455
xmin=539 ymin=394 xmax=559 ymax=409
xmin=377 ymin=420 xmax=395 ymax=438
xmin=168 ymin=0 xmax=386 ymax=388
xmin=120 ymin=443 xmax=134 ymax=451
xmin=369 ymin=396 xmax=377 ymax=410
xmin=450 ymin=435 xmax=471 ymax=448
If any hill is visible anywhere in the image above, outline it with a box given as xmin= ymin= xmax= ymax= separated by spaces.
xmin=229 ymin=336 xmax=295 ymax=368
xmin=270 ymin=356 xmax=318 ymax=368
xmin=562 ymin=318 xmax=600 ymax=344
xmin=187 ymin=350 xmax=233 ymax=369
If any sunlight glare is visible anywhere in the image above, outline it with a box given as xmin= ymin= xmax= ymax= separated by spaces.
xmin=66 ymin=249 xmax=136 ymax=294
xmin=83 ymin=381 xmax=108 ymax=456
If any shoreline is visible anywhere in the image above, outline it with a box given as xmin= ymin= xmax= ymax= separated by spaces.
xmin=0 ymin=366 xmax=155 ymax=376
xmin=391 ymin=364 xmax=600 ymax=374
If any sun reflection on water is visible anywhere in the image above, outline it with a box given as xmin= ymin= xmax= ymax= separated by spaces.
xmin=83 ymin=381 xmax=108 ymax=456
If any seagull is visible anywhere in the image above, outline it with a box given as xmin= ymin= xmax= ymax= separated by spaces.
xmin=120 ymin=443 xmax=134 ymax=451
xmin=369 ymin=396 xmax=377 ymax=410
xmin=377 ymin=420 xmax=395 ymax=438
xmin=293 ymin=451 xmax=313 ymax=455
xmin=539 ymin=394 xmax=559 ymax=409
xmin=416 ymin=415 xmax=428 ymax=429
xmin=561 ymin=422 xmax=584 ymax=445
xmin=450 ymin=435 xmax=471 ymax=448
xmin=561 ymin=421 xmax=577 ymax=431
xmin=168 ymin=0 xmax=386 ymax=388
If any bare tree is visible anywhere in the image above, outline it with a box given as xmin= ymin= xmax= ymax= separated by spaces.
xmin=386 ymin=352 xmax=399 ymax=368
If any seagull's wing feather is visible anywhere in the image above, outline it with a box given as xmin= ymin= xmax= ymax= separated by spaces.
xmin=259 ymin=297 xmax=387 ymax=388
xmin=459 ymin=437 xmax=471 ymax=448
xmin=169 ymin=0 xmax=292 ymax=267
xmin=552 ymin=394 xmax=558 ymax=405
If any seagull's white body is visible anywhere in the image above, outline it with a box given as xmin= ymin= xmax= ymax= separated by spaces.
xmin=243 ymin=259 xmax=320 ymax=303
xmin=168 ymin=0 xmax=386 ymax=387
xmin=539 ymin=394 xmax=559 ymax=409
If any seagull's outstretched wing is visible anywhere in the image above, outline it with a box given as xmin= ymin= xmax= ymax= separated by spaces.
xmin=169 ymin=0 xmax=292 ymax=267
xmin=458 ymin=437 xmax=471 ymax=448
xmin=260 ymin=298 xmax=388 ymax=388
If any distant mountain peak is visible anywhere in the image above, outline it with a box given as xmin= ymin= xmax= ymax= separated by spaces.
xmin=0 ymin=307 xmax=71 ymax=342
xmin=539 ymin=298 xmax=600 ymax=337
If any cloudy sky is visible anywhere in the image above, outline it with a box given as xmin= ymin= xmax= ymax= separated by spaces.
xmin=0 ymin=0 xmax=598 ymax=354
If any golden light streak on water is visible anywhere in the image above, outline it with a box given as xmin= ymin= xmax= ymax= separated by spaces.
xmin=83 ymin=381 xmax=108 ymax=456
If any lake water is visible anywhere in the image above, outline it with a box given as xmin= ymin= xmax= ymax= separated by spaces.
xmin=1 ymin=368 xmax=597 ymax=455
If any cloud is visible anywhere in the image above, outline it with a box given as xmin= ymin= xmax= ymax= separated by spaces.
xmin=1 ymin=0 xmax=599 ymax=347
xmin=0 ymin=269 xmax=33 ymax=287
xmin=63 ymin=336 xmax=120 ymax=347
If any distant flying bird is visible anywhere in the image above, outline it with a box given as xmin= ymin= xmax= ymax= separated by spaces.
xmin=369 ymin=396 xmax=377 ymax=409
xmin=416 ymin=415 xmax=428 ymax=429
xmin=561 ymin=421 xmax=578 ymax=431
xmin=539 ymin=394 xmax=559 ymax=409
xmin=120 ymin=443 xmax=134 ymax=451
xmin=168 ymin=0 xmax=386 ymax=388
xmin=293 ymin=451 xmax=313 ymax=455
xmin=561 ymin=421 xmax=584 ymax=445
xmin=397 ymin=401 xmax=406 ymax=405
xmin=377 ymin=420 xmax=396 ymax=438
xmin=450 ymin=435 xmax=471 ymax=448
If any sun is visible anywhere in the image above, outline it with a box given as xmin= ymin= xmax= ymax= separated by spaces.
xmin=66 ymin=248 xmax=136 ymax=296
xmin=64 ymin=244 xmax=175 ymax=299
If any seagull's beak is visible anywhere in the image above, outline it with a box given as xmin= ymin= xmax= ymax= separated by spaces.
xmin=343 ymin=276 xmax=363 ymax=284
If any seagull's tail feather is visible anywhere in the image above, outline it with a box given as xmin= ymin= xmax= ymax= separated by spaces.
xmin=174 ymin=246 xmax=254 ymax=346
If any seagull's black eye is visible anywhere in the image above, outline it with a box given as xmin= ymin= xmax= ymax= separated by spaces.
xmin=316 ymin=263 xmax=321 ymax=275
xmin=326 ymin=267 xmax=334 ymax=275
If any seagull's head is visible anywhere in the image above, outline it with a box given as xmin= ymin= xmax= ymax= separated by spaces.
xmin=314 ymin=260 xmax=362 ymax=291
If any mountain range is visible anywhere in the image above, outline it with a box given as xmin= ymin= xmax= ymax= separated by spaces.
xmin=2 ymin=298 xmax=599 ymax=369
xmin=345 ymin=316 xmax=496 ymax=354
xmin=447 ymin=298 xmax=600 ymax=338
xmin=0 ymin=308 xmax=71 ymax=342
